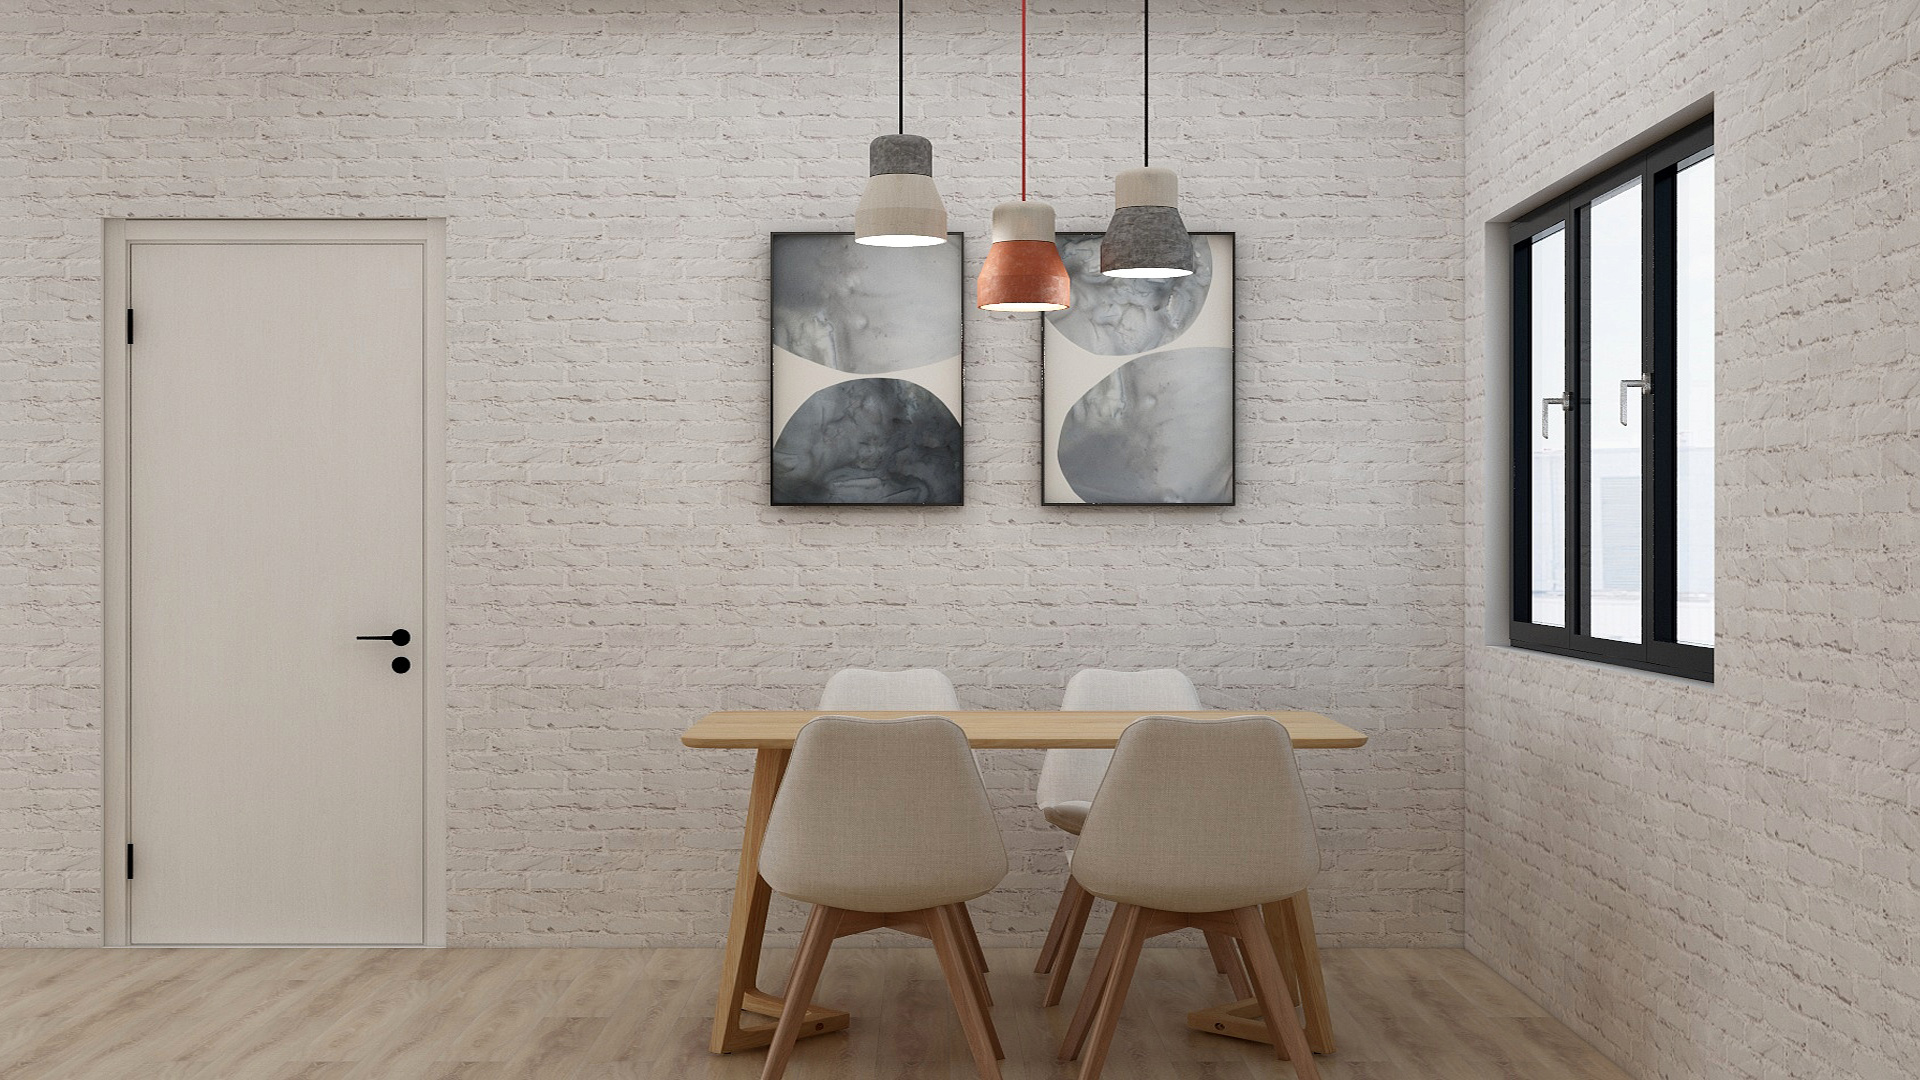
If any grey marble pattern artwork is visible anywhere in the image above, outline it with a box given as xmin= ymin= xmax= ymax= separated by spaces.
xmin=1042 ymin=233 xmax=1234 ymax=505
xmin=1055 ymin=347 xmax=1233 ymax=505
xmin=1046 ymin=233 xmax=1212 ymax=357
xmin=772 ymin=233 xmax=960 ymax=375
xmin=772 ymin=379 xmax=962 ymax=504
xmin=770 ymin=232 xmax=963 ymax=505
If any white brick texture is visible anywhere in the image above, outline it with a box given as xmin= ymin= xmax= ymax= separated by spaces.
xmin=0 ymin=1 xmax=1466 ymax=950
xmin=1465 ymin=2 xmax=1920 ymax=1078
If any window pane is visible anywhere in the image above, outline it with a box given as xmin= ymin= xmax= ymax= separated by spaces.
xmin=1675 ymin=156 xmax=1715 ymax=646
xmin=1529 ymin=228 xmax=1566 ymax=627
xmin=1585 ymin=180 xmax=1642 ymax=643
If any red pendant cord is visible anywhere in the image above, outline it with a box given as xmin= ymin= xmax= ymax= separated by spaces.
xmin=1020 ymin=0 xmax=1028 ymax=200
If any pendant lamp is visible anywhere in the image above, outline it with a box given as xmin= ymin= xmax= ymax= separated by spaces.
xmin=855 ymin=0 xmax=948 ymax=247
xmin=978 ymin=0 xmax=1071 ymax=311
xmin=1100 ymin=0 xmax=1195 ymax=278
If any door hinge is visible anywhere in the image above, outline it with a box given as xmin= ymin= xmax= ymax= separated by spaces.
xmin=126 ymin=309 xmax=134 ymax=345
xmin=126 ymin=843 xmax=134 ymax=879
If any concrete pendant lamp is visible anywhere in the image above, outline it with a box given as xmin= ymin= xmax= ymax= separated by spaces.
xmin=855 ymin=0 xmax=949 ymax=247
xmin=978 ymin=0 xmax=1071 ymax=312
xmin=1100 ymin=0 xmax=1196 ymax=278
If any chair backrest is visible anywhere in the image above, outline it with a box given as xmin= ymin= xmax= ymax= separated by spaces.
xmin=1036 ymin=669 xmax=1201 ymax=813
xmin=1070 ymin=715 xmax=1319 ymax=913
xmin=761 ymin=715 xmax=1007 ymax=913
xmin=819 ymin=668 xmax=961 ymax=711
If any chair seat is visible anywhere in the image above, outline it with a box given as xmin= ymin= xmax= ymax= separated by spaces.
xmin=1042 ymin=801 xmax=1091 ymax=835
xmin=780 ymin=878 xmax=999 ymax=915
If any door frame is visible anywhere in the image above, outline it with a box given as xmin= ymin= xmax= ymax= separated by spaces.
xmin=102 ymin=218 xmax=447 ymax=947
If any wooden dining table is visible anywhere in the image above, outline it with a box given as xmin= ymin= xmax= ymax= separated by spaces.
xmin=682 ymin=709 xmax=1368 ymax=1057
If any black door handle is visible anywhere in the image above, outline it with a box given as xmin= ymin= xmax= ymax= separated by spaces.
xmin=356 ymin=629 xmax=411 ymax=646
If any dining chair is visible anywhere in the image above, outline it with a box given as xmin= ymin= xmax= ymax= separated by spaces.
xmin=1034 ymin=669 xmax=1249 ymax=1006
xmin=817 ymin=668 xmax=991 ymax=977
xmin=758 ymin=715 xmax=1010 ymax=1080
xmin=1057 ymin=715 xmax=1324 ymax=1080
xmin=819 ymin=667 xmax=962 ymax=712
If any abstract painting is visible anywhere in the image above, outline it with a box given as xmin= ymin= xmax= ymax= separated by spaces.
xmin=770 ymin=232 xmax=963 ymax=505
xmin=1042 ymin=232 xmax=1233 ymax=505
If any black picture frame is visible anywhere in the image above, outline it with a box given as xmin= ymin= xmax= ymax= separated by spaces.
xmin=768 ymin=230 xmax=966 ymax=507
xmin=1039 ymin=231 xmax=1237 ymax=507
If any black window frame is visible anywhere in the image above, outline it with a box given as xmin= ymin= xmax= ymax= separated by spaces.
xmin=1509 ymin=117 xmax=1715 ymax=682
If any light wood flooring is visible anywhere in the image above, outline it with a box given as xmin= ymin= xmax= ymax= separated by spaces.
xmin=0 ymin=945 xmax=1634 ymax=1080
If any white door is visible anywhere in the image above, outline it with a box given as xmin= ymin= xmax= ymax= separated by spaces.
xmin=126 ymin=236 xmax=431 ymax=945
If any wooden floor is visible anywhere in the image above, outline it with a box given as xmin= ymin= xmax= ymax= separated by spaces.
xmin=0 ymin=945 xmax=1633 ymax=1080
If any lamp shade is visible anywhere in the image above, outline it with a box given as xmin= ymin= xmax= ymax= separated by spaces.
xmin=978 ymin=201 xmax=1070 ymax=312
xmin=1099 ymin=166 xmax=1195 ymax=278
xmin=855 ymin=134 xmax=949 ymax=247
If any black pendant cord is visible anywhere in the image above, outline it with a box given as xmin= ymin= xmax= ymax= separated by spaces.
xmin=898 ymin=0 xmax=906 ymax=134
xmin=1142 ymin=0 xmax=1150 ymax=167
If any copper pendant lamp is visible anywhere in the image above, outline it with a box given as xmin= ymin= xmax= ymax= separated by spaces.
xmin=977 ymin=0 xmax=1071 ymax=311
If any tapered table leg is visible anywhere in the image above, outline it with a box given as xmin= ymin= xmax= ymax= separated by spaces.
xmin=708 ymin=748 xmax=851 ymax=1054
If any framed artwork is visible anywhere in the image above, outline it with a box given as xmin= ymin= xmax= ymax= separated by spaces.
xmin=770 ymin=232 xmax=965 ymax=506
xmin=1041 ymin=232 xmax=1235 ymax=506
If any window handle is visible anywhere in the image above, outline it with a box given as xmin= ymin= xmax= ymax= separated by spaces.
xmin=1619 ymin=373 xmax=1652 ymax=425
xmin=1541 ymin=396 xmax=1568 ymax=438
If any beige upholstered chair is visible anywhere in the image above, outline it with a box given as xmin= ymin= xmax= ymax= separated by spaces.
xmin=1036 ymin=669 xmax=1200 ymax=834
xmin=758 ymin=715 xmax=1009 ymax=1080
xmin=1056 ymin=716 xmax=1324 ymax=1080
xmin=817 ymin=668 xmax=990 ymax=976
xmin=819 ymin=667 xmax=962 ymax=712
xmin=1035 ymin=669 xmax=1251 ymax=1006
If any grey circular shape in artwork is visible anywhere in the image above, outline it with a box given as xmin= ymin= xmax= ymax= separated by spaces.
xmin=1045 ymin=233 xmax=1212 ymax=357
xmin=772 ymin=234 xmax=961 ymax=375
xmin=1057 ymin=348 xmax=1232 ymax=505
xmin=773 ymin=378 xmax=962 ymax=505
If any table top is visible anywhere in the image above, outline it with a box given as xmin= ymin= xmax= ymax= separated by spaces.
xmin=683 ymin=710 xmax=1367 ymax=750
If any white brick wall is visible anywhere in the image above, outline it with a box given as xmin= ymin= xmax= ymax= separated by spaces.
xmin=0 ymin=1 xmax=1466 ymax=948
xmin=1465 ymin=1 xmax=1920 ymax=1077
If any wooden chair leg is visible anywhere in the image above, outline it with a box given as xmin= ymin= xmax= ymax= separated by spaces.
xmin=1059 ymin=902 xmax=1138 ymax=1061
xmin=1274 ymin=892 xmax=1335 ymax=1054
xmin=928 ymin=905 xmax=1004 ymax=1080
xmin=946 ymin=904 xmax=994 ymax=1009
xmin=1035 ymin=874 xmax=1087 ymax=974
xmin=942 ymin=906 xmax=1003 ymax=1057
xmin=959 ymin=902 xmax=990 ymax=974
xmin=760 ymin=905 xmax=843 ymax=1080
xmin=1270 ymin=901 xmax=1304 ymax=1005
xmin=1206 ymin=928 xmax=1232 ymax=972
xmin=1232 ymin=906 xmax=1322 ymax=1080
xmin=1042 ymin=881 xmax=1098 ymax=1007
xmin=1204 ymin=929 xmax=1252 ymax=1000
xmin=1074 ymin=903 xmax=1151 ymax=1080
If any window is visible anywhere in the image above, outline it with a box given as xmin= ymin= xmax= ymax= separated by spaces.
xmin=1510 ymin=118 xmax=1714 ymax=681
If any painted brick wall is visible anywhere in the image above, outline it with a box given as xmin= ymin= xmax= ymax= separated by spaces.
xmin=1464 ymin=1 xmax=1920 ymax=1077
xmin=0 ymin=0 xmax=1466 ymax=948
